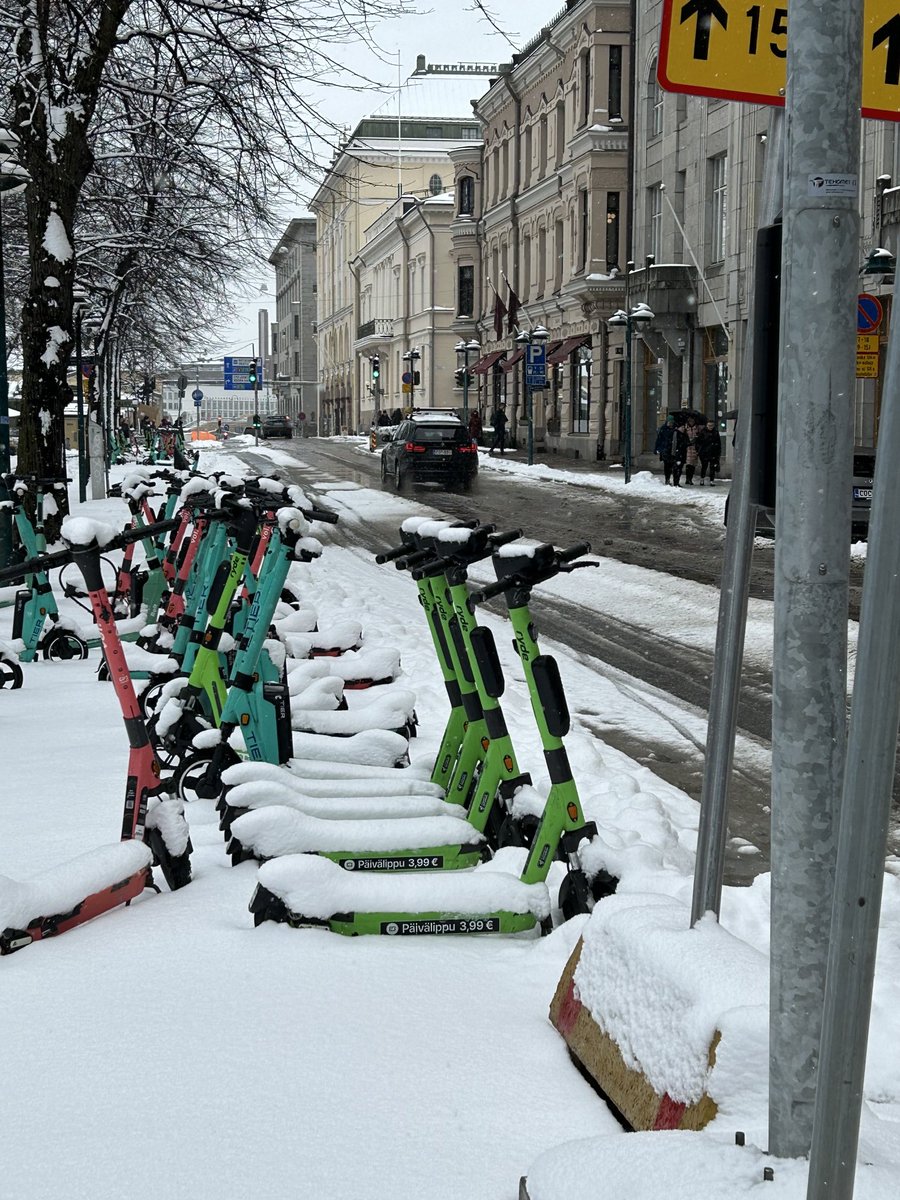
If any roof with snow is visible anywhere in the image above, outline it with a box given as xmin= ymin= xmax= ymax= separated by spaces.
xmin=366 ymin=73 xmax=489 ymax=122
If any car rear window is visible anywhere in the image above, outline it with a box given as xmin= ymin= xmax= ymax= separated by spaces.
xmin=411 ymin=425 xmax=462 ymax=443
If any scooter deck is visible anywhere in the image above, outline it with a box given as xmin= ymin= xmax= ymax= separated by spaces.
xmin=221 ymin=760 xmax=447 ymax=799
xmin=228 ymin=806 xmax=485 ymax=870
xmin=0 ymin=842 xmax=154 ymax=955
xmin=249 ymin=854 xmax=549 ymax=936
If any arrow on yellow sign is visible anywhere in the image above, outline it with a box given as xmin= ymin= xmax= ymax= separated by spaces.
xmin=659 ymin=0 xmax=900 ymax=121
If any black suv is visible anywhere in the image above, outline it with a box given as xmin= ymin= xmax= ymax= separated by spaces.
xmin=261 ymin=414 xmax=293 ymax=439
xmin=381 ymin=410 xmax=478 ymax=491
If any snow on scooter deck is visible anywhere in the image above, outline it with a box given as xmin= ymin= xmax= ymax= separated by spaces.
xmin=228 ymin=806 xmax=483 ymax=868
xmin=220 ymin=780 xmax=464 ymax=831
xmin=0 ymin=841 xmax=154 ymax=954
xmin=289 ymin=729 xmax=409 ymax=766
xmin=250 ymin=854 xmax=550 ymax=936
xmin=290 ymin=688 xmax=416 ymax=737
xmin=222 ymin=760 xmax=446 ymax=799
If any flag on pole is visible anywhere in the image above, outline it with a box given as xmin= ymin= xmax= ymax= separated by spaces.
xmin=506 ymin=285 xmax=520 ymax=334
xmin=493 ymin=290 xmax=507 ymax=341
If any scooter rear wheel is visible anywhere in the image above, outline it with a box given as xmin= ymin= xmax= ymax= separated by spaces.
xmin=173 ymin=747 xmax=240 ymax=803
xmin=41 ymin=630 xmax=89 ymax=661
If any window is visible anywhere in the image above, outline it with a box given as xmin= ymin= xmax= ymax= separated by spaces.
xmin=648 ymin=183 xmax=663 ymax=262
xmin=537 ymin=226 xmax=547 ymax=296
xmin=429 ymin=173 xmax=443 ymax=195
xmin=293 ymin=314 xmax=300 ymax=339
xmin=579 ymin=188 xmax=589 ymax=272
xmin=524 ymin=125 xmax=532 ymax=185
xmin=426 ymin=126 xmax=442 ymax=139
xmin=571 ymin=345 xmax=592 ymax=433
xmin=608 ymin=46 xmax=622 ymax=122
xmin=606 ymin=193 xmax=620 ymax=271
xmin=522 ymin=234 xmax=531 ymax=300
xmin=458 ymin=175 xmax=474 ymax=215
xmin=581 ymin=49 xmax=592 ymax=126
xmin=554 ymin=219 xmax=564 ymax=291
xmin=457 ymin=265 xmax=475 ymax=317
xmin=648 ymin=65 xmax=663 ymax=139
xmin=555 ymin=101 xmax=565 ymax=167
xmin=539 ymin=114 xmax=548 ymax=178
xmin=710 ymin=154 xmax=728 ymax=262
xmin=293 ymin=351 xmax=300 ymax=377
xmin=461 ymin=126 xmax=480 ymax=139
xmin=501 ymin=139 xmax=509 ymax=198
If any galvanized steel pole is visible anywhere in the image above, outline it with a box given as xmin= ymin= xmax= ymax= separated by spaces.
xmin=769 ymin=0 xmax=862 ymax=1159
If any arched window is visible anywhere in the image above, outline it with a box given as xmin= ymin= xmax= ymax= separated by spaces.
xmin=429 ymin=173 xmax=443 ymax=195
xmin=648 ymin=62 xmax=664 ymax=139
xmin=458 ymin=175 xmax=474 ymax=215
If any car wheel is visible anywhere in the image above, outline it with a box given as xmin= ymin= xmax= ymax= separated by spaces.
xmin=380 ymin=454 xmax=389 ymax=483
xmin=394 ymin=460 xmax=404 ymax=491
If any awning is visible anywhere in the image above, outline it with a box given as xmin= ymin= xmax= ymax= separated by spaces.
xmin=502 ymin=347 xmax=525 ymax=372
xmin=471 ymin=350 xmax=506 ymax=375
xmin=547 ymin=335 xmax=590 ymax=365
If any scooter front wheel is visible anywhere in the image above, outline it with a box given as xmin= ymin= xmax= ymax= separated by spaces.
xmin=41 ymin=630 xmax=89 ymax=661
xmin=173 ymin=747 xmax=240 ymax=804
xmin=0 ymin=655 xmax=24 ymax=689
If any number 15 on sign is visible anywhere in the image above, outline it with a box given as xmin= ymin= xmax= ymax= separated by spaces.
xmin=659 ymin=0 xmax=900 ymax=121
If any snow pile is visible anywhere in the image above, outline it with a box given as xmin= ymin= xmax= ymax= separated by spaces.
xmin=230 ymin=805 xmax=477 ymax=857
xmin=62 ymin=516 xmax=119 ymax=547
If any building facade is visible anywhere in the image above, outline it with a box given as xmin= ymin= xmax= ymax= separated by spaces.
xmin=310 ymin=61 xmax=495 ymax=434
xmin=269 ymin=218 xmax=318 ymax=433
xmin=460 ymin=0 xmax=632 ymax=460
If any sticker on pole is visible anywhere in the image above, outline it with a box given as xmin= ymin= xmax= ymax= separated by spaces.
xmin=857 ymin=293 xmax=884 ymax=333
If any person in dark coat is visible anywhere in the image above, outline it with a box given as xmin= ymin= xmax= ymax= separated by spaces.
xmin=489 ymin=405 xmax=508 ymax=454
xmin=697 ymin=419 xmax=722 ymax=484
xmin=654 ymin=414 xmax=677 ymax=484
xmin=671 ymin=420 xmax=688 ymax=486
xmin=468 ymin=409 xmax=483 ymax=444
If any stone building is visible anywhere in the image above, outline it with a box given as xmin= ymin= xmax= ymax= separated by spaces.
xmin=310 ymin=61 xmax=489 ymax=434
xmin=269 ymin=219 xmax=318 ymax=433
xmin=460 ymin=0 xmax=632 ymax=460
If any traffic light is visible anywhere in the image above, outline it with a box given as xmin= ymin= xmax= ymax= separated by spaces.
xmin=454 ymin=369 xmax=464 ymax=388
xmin=413 ymin=370 xmax=421 ymax=386
xmin=370 ymin=356 xmax=380 ymax=379
xmin=177 ymin=374 xmax=188 ymax=398
xmin=248 ymin=358 xmax=258 ymax=386
xmin=142 ymin=374 xmax=155 ymax=399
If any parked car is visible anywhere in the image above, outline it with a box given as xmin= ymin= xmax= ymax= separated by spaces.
xmin=753 ymin=446 xmax=875 ymax=541
xmin=380 ymin=410 xmax=478 ymax=491
xmin=261 ymin=414 xmax=293 ymax=439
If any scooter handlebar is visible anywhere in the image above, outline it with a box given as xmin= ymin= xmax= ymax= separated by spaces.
xmin=559 ymin=541 xmax=591 ymax=563
xmin=375 ymin=544 xmax=409 ymax=564
xmin=468 ymin=577 xmax=510 ymax=606
xmin=0 ymin=545 xmax=72 ymax=584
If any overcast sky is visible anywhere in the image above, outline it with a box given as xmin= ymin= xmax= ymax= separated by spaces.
xmin=208 ymin=0 xmax=531 ymax=358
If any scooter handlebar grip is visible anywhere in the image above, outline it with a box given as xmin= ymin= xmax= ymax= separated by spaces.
xmin=558 ymin=542 xmax=591 ymax=563
xmin=375 ymin=544 xmax=408 ymax=564
xmin=306 ymin=505 xmax=339 ymax=525
xmin=487 ymin=529 xmax=524 ymax=549
xmin=469 ymin=577 xmax=510 ymax=606
xmin=0 ymin=545 xmax=72 ymax=584
xmin=395 ymin=548 xmax=434 ymax=571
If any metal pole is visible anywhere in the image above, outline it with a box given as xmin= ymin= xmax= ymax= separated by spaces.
xmin=770 ymin=0 xmax=862 ymax=1159
xmin=0 ymin=191 xmax=12 ymax=567
xmin=526 ymin=369 xmax=533 ymax=466
xmin=806 ymin=285 xmax=900 ymax=1200
xmin=623 ymin=318 xmax=632 ymax=485
xmin=74 ymin=313 xmax=87 ymax=502
xmin=691 ymin=113 xmax=785 ymax=926
xmin=462 ymin=349 xmax=469 ymax=424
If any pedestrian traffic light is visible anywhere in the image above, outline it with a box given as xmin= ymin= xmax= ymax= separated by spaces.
xmin=248 ymin=358 xmax=258 ymax=386
xmin=370 ymin=356 xmax=380 ymax=379
xmin=454 ymin=369 xmax=464 ymax=388
xmin=177 ymin=374 xmax=188 ymax=397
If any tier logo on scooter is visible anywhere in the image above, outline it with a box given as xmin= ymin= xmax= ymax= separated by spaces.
xmin=384 ymin=922 xmax=399 ymax=935
xmin=342 ymin=859 xmax=356 ymax=870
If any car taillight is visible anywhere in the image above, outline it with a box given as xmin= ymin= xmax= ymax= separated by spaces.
xmin=458 ymin=442 xmax=476 ymax=454
xmin=405 ymin=442 xmax=426 ymax=453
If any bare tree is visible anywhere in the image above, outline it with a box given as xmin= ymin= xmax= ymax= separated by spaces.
xmin=2 ymin=0 xmax=412 ymax=491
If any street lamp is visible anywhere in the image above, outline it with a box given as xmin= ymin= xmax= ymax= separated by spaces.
xmin=454 ymin=337 xmax=480 ymax=424
xmin=607 ymin=301 xmax=654 ymax=484
xmin=403 ymin=347 xmax=421 ymax=410
xmin=0 ymin=123 xmax=30 ymax=568
xmin=513 ymin=325 xmax=548 ymax=467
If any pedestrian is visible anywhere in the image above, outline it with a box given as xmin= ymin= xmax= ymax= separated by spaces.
xmin=377 ymin=410 xmax=391 ymax=428
xmin=654 ymin=414 xmax=677 ymax=484
xmin=489 ymin=405 xmax=508 ymax=455
xmin=671 ymin=418 xmax=688 ymax=487
xmin=683 ymin=415 xmax=700 ymax=485
xmin=468 ymin=408 xmax=483 ymax=445
xmin=216 ymin=416 xmax=223 ymax=436
xmin=391 ymin=407 xmax=403 ymax=424
xmin=697 ymin=419 xmax=722 ymax=485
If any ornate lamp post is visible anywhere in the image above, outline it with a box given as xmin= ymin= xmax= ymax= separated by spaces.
xmin=513 ymin=324 xmax=548 ymax=467
xmin=607 ymin=301 xmax=654 ymax=484
xmin=454 ymin=337 xmax=480 ymax=424
xmin=0 ymin=124 xmax=30 ymax=567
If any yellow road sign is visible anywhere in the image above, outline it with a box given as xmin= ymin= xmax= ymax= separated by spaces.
xmin=857 ymin=333 xmax=880 ymax=353
xmin=857 ymin=354 xmax=880 ymax=378
xmin=659 ymin=0 xmax=900 ymax=121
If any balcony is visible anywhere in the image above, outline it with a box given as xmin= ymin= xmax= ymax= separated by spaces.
xmin=355 ymin=317 xmax=395 ymax=349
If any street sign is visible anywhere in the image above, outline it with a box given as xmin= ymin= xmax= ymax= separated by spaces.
xmin=402 ymin=382 xmax=412 ymax=394
xmin=857 ymin=333 xmax=880 ymax=353
xmin=191 ymin=388 xmax=203 ymax=402
xmin=223 ymin=355 xmax=264 ymax=391
xmin=525 ymin=342 xmax=547 ymax=389
xmin=857 ymin=293 xmax=884 ymax=333
xmin=857 ymin=353 xmax=880 ymax=377
xmin=401 ymin=371 xmax=412 ymax=384
xmin=658 ymin=0 xmax=900 ymax=120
